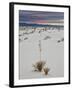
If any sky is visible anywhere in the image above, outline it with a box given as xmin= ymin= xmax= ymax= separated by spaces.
xmin=19 ymin=10 xmax=64 ymax=25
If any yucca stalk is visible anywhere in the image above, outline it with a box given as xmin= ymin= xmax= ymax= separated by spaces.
xmin=39 ymin=40 xmax=41 ymax=61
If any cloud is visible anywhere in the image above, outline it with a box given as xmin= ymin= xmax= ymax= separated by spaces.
xmin=19 ymin=10 xmax=64 ymax=25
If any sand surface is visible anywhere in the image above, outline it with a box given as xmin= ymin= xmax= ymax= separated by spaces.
xmin=19 ymin=28 xmax=64 ymax=79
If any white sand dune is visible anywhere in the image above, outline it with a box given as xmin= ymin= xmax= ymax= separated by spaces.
xmin=19 ymin=27 xmax=64 ymax=79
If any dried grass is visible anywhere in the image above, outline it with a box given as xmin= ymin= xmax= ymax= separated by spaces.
xmin=32 ymin=61 xmax=46 ymax=72
xmin=43 ymin=67 xmax=50 ymax=75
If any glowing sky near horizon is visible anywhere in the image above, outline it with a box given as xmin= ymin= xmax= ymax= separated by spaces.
xmin=19 ymin=10 xmax=64 ymax=24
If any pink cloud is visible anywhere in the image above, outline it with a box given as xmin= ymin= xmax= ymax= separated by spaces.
xmin=32 ymin=20 xmax=48 ymax=24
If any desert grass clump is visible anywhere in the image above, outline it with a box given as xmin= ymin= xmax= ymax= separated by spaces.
xmin=33 ymin=61 xmax=46 ymax=72
xmin=43 ymin=67 xmax=50 ymax=75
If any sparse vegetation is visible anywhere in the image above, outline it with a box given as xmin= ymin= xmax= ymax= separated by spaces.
xmin=44 ymin=36 xmax=51 ymax=40
xmin=43 ymin=67 xmax=50 ymax=75
xmin=57 ymin=37 xmax=64 ymax=43
xmin=57 ymin=40 xmax=61 ymax=43
xmin=32 ymin=61 xmax=50 ymax=75
xmin=24 ymin=37 xmax=28 ymax=40
xmin=32 ymin=61 xmax=46 ymax=72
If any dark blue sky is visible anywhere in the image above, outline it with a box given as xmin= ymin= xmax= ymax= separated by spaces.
xmin=19 ymin=10 xmax=64 ymax=24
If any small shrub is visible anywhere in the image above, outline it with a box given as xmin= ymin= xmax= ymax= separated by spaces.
xmin=57 ymin=40 xmax=61 ymax=43
xmin=32 ymin=61 xmax=46 ymax=72
xmin=43 ymin=67 xmax=50 ymax=75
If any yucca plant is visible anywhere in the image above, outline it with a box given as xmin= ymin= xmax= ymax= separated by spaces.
xmin=32 ymin=61 xmax=46 ymax=72
xmin=43 ymin=67 xmax=50 ymax=75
